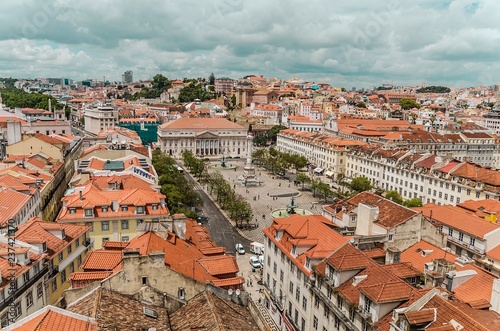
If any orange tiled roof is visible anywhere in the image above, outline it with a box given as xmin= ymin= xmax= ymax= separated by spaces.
xmin=15 ymin=217 xmax=90 ymax=259
xmin=359 ymin=281 xmax=413 ymax=303
xmin=70 ymin=271 xmax=113 ymax=281
xmin=414 ymin=203 xmax=500 ymax=238
xmin=401 ymin=241 xmax=496 ymax=304
xmin=263 ymin=214 xmax=351 ymax=276
xmin=80 ymin=250 xmax=122 ymax=271
xmin=7 ymin=305 xmax=97 ymax=331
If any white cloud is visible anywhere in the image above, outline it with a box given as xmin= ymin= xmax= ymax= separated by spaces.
xmin=0 ymin=0 xmax=498 ymax=87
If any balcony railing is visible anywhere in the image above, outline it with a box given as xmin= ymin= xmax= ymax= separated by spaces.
xmin=0 ymin=265 xmax=48 ymax=311
xmin=311 ymin=286 xmax=359 ymax=331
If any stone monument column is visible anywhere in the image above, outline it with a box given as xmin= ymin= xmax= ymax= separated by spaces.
xmin=246 ymin=133 xmax=253 ymax=165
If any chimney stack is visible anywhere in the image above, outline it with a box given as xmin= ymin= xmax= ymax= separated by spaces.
xmin=79 ymin=190 xmax=83 ymax=201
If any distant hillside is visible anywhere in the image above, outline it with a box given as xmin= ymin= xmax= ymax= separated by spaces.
xmin=416 ymin=86 xmax=450 ymax=93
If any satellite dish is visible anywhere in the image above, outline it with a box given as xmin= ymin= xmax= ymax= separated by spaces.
xmin=235 ymin=289 xmax=241 ymax=296
xmin=228 ymin=289 xmax=233 ymax=296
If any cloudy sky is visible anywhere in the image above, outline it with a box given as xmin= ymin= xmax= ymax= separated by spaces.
xmin=0 ymin=0 xmax=499 ymax=88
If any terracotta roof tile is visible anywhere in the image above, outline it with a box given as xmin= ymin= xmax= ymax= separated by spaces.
xmin=67 ymin=288 xmax=171 ymax=330
xmin=5 ymin=305 xmax=97 ymax=331
xmin=80 ymin=250 xmax=122 ymax=271
xmin=169 ymin=291 xmax=259 ymax=331
xmin=414 ymin=203 xmax=500 ymax=238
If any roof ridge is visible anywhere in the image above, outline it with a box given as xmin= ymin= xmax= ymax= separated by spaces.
xmin=205 ymin=291 xmax=223 ymax=330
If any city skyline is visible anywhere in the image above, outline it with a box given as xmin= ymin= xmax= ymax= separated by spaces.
xmin=1 ymin=0 xmax=499 ymax=88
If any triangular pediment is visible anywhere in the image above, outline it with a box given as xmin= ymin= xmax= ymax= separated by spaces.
xmin=196 ymin=131 xmax=219 ymax=138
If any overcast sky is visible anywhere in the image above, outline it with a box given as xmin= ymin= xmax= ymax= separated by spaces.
xmin=0 ymin=0 xmax=499 ymax=88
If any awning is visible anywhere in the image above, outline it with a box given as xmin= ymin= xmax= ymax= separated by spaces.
xmin=325 ymin=171 xmax=334 ymax=178
xmin=314 ymin=167 xmax=324 ymax=173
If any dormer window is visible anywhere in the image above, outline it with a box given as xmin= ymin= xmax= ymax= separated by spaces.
xmin=84 ymin=208 xmax=93 ymax=217
xmin=152 ymin=204 xmax=158 ymax=210
xmin=136 ymin=206 xmax=145 ymax=214
xmin=42 ymin=242 xmax=47 ymax=252
xmin=291 ymin=245 xmax=296 ymax=255
xmin=305 ymin=257 xmax=311 ymax=269
xmin=121 ymin=205 xmax=128 ymax=212
xmin=69 ymin=208 xmax=76 ymax=214
xmin=102 ymin=206 xmax=108 ymax=213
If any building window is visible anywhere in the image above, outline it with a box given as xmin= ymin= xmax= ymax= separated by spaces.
xmin=142 ymin=276 xmax=148 ymax=285
xmin=58 ymin=252 xmax=63 ymax=262
xmin=85 ymin=222 xmax=93 ymax=232
xmin=121 ymin=220 xmax=129 ymax=229
xmin=313 ymin=316 xmax=318 ymax=330
xmin=37 ymin=283 xmax=43 ymax=298
xmin=84 ymin=208 xmax=93 ymax=217
xmin=337 ymin=295 xmax=343 ymax=309
xmin=302 ymin=296 xmax=307 ymax=310
xmin=137 ymin=219 xmax=144 ymax=227
xmin=14 ymin=302 xmax=21 ymax=318
xmin=102 ymin=237 xmax=109 ymax=244
xmin=476 ymin=192 xmax=480 ymax=198
xmin=289 ymin=282 xmax=294 ymax=294
xmin=459 ymin=232 xmax=464 ymax=242
xmin=23 ymin=271 xmax=30 ymax=283
xmin=152 ymin=204 xmax=158 ymax=210
xmin=470 ymin=237 xmax=476 ymax=247
xmin=349 ymin=307 xmax=355 ymax=321
xmin=69 ymin=208 xmax=76 ymax=214
xmin=136 ymin=206 xmax=145 ymax=214
xmin=61 ymin=269 xmax=67 ymax=283
xmin=121 ymin=205 xmax=128 ymax=212
xmin=102 ymin=206 xmax=108 ymax=213
xmin=26 ymin=291 xmax=33 ymax=307
xmin=363 ymin=295 xmax=372 ymax=314
xmin=296 ymin=287 xmax=300 ymax=302
xmin=69 ymin=261 xmax=75 ymax=274
xmin=334 ymin=316 xmax=340 ymax=330
xmin=448 ymin=228 xmax=453 ymax=236
xmin=52 ymin=279 xmax=57 ymax=292
xmin=102 ymin=221 xmax=109 ymax=231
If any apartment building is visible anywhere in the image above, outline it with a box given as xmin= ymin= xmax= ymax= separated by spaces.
xmin=261 ymin=214 xmax=351 ymax=331
xmin=346 ymin=145 xmax=500 ymax=205
xmin=0 ymin=241 xmax=45 ymax=327
xmin=323 ymin=192 xmax=445 ymax=251
xmin=415 ymin=204 xmax=500 ymax=260
xmin=83 ymin=103 xmax=119 ymax=135
xmin=57 ymin=182 xmax=170 ymax=249
xmin=13 ymin=218 xmax=91 ymax=305
xmin=277 ymin=129 xmax=365 ymax=179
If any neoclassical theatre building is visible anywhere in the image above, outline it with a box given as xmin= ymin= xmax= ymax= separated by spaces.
xmin=157 ymin=117 xmax=248 ymax=158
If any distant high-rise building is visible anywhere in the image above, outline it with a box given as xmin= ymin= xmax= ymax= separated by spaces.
xmin=122 ymin=70 xmax=133 ymax=84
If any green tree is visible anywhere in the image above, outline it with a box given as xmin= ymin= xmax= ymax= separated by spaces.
xmin=152 ymin=74 xmax=171 ymax=91
xmin=228 ymin=195 xmax=253 ymax=228
xmin=253 ymin=134 xmax=268 ymax=147
xmin=385 ymin=190 xmax=403 ymax=204
xmin=208 ymin=73 xmax=215 ymax=85
xmin=231 ymin=94 xmax=237 ymax=108
xmin=268 ymin=125 xmax=287 ymax=143
xmin=317 ymin=182 xmax=333 ymax=203
xmin=296 ymin=173 xmax=310 ymax=191
xmin=287 ymin=154 xmax=308 ymax=173
xmin=178 ymin=82 xmax=214 ymax=102
xmin=399 ymin=98 xmax=421 ymax=110
xmin=350 ymin=176 xmax=372 ymax=192
xmin=403 ymin=198 xmax=423 ymax=208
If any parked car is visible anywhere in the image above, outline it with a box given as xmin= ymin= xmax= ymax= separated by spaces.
xmin=249 ymin=256 xmax=261 ymax=268
xmin=235 ymin=243 xmax=245 ymax=255
xmin=258 ymin=255 xmax=264 ymax=265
